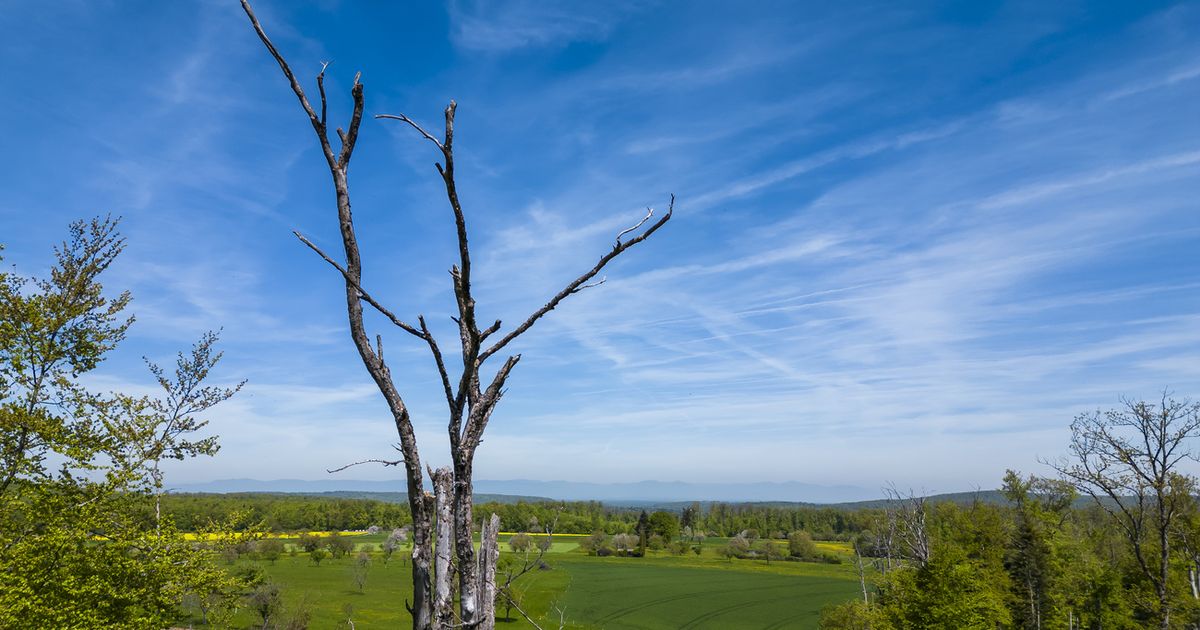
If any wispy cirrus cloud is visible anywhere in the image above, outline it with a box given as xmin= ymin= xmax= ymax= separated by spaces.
xmin=447 ymin=0 xmax=647 ymax=52
xmin=2 ymin=1 xmax=1197 ymax=493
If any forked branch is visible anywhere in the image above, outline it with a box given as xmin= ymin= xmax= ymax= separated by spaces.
xmin=480 ymin=195 xmax=674 ymax=362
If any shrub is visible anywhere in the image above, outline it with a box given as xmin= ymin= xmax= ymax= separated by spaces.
xmin=297 ymin=532 xmax=321 ymax=553
xmin=257 ymin=538 xmax=285 ymax=564
xmin=325 ymin=532 xmax=354 ymax=558
xmin=508 ymin=533 xmax=533 ymax=553
xmin=788 ymin=531 xmax=817 ymax=559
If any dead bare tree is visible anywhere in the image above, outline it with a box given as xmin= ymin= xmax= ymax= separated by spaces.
xmin=240 ymin=3 xmax=672 ymax=628
xmin=883 ymin=485 xmax=931 ymax=567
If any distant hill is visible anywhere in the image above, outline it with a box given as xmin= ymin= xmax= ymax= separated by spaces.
xmin=167 ymin=480 xmax=1117 ymax=512
xmin=172 ymin=478 xmax=879 ymax=503
xmin=167 ymin=490 xmax=551 ymax=505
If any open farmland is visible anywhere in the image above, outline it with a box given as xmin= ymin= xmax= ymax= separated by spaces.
xmin=203 ymin=537 xmax=859 ymax=629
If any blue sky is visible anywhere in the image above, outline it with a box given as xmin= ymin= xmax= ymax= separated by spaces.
xmin=1 ymin=1 xmax=1198 ymax=494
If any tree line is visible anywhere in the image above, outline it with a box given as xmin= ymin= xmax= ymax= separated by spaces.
xmin=821 ymin=396 xmax=1200 ymax=630
xmin=161 ymin=493 xmax=880 ymax=537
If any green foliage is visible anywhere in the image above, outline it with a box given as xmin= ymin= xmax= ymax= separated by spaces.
xmin=877 ymin=549 xmax=1012 ymax=629
xmin=789 ymin=530 xmax=818 ymax=558
xmin=0 ymin=219 xmax=249 ymax=629
xmin=325 ymin=531 xmax=354 ymax=558
xmin=257 ymin=538 xmax=286 ymax=564
xmin=647 ymin=510 xmax=680 ymax=541
xmin=820 ymin=599 xmax=883 ymax=630
xmin=508 ymin=532 xmax=533 ymax=553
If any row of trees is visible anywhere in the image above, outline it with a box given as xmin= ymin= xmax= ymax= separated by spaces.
xmin=163 ymin=493 xmax=412 ymax=531
xmin=160 ymin=492 xmax=878 ymax=538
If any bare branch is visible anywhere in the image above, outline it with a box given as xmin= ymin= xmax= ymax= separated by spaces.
xmin=481 ymin=195 xmax=674 ymax=361
xmin=337 ymin=72 xmax=364 ymax=169
xmin=238 ymin=0 xmax=335 ymax=168
xmin=480 ymin=319 xmax=502 ymax=341
xmin=615 ymin=207 xmax=653 ymax=247
xmin=327 ymin=457 xmax=403 ymax=474
xmin=462 ymin=354 xmax=521 ymax=452
xmin=317 ymin=61 xmax=330 ymax=128
xmin=293 ymin=231 xmax=424 ymax=339
xmin=571 ymin=277 xmax=606 ymax=294
xmin=376 ymin=113 xmax=446 ymax=151
xmin=419 ymin=316 xmax=456 ymax=412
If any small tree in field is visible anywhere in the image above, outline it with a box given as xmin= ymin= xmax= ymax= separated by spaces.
xmin=383 ymin=527 xmax=408 ymax=564
xmin=240 ymin=2 xmax=673 ymax=628
xmin=326 ymin=532 xmax=355 ymax=559
xmin=352 ymin=552 xmax=371 ymax=593
xmin=258 ymin=538 xmax=286 ymax=565
xmin=250 ymin=582 xmax=283 ymax=629
xmin=508 ymin=533 xmax=533 ymax=553
xmin=789 ymin=531 xmax=817 ymax=559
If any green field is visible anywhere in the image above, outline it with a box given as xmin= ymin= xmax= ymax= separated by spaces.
xmin=203 ymin=536 xmax=859 ymax=629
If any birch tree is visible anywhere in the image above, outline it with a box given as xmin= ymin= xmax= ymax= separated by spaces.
xmin=240 ymin=3 xmax=673 ymax=628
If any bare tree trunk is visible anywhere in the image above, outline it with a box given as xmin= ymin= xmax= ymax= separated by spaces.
xmin=409 ymin=492 xmax=434 ymax=629
xmin=454 ymin=460 xmax=480 ymax=625
xmin=478 ymin=513 xmax=501 ymax=630
xmin=432 ymin=468 xmax=455 ymax=629
xmin=853 ymin=541 xmax=869 ymax=606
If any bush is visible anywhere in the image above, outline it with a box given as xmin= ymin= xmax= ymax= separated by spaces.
xmin=257 ymin=538 xmax=285 ymax=564
xmin=788 ymin=531 xmax=817 ymax=559
xmin=723 ymin=535 xmax=751 ymax=560
xmin=508 ymin=533 xmax=533 ymax=553
xmin=249 ymin=582 xmax=282 ymax=628
xmin=325 ymin=532 xmax=355 ymax=558
xmin=297 ymin=532 xmax=321 ymax=553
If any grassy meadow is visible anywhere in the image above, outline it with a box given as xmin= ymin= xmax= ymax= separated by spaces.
xmin=191 ymin=534 xmax=860 ymax=629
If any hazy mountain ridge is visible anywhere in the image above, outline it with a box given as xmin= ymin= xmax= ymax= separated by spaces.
xmin=173 ymin=478 xmax=888 ymax=504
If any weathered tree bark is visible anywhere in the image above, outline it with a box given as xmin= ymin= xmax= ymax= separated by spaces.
xmin=432 ymin=468 xmax=455 ymax=628
xmin=242 ymin=3 xmax=672 ymax=628
xmin=453 ymin=457 xmax=480 ymax=624
xmin=477 ymin=513 xmax=501 ymax=630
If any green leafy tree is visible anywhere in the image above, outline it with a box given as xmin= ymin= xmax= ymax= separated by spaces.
xmin=789 ymin=530 xmax=818 ymax=559
xmin=298 ymin=532 xmax=322 ymax=552
xmin=0 ymin=218 xmax=249 ymax=629
xmin=648 ymin=511 xmax=680 ymax=541
xmin=508 ymin=532 xmax=533 ymax=553
xmin=326 ymin=531 xmax=355 ymax=558
xmin=257 ymin=538 xmax=286 ymax=565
